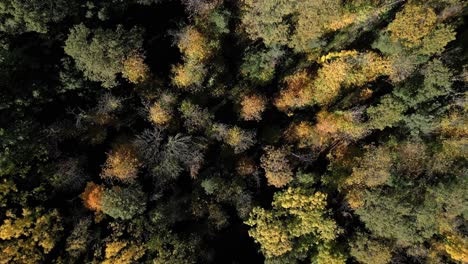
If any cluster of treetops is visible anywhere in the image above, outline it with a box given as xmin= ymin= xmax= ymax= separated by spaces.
xmin=0 ymin=0 xmax=467 ymax=263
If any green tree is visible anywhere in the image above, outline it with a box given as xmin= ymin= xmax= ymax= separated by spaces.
xmin=0 ymin=0 xmax=77 ymax=33
xmin=241 ymin=0 xmax=355 ymax=54
xmin=65 ymin=218 xmax=92 ymax=258
xmin=349 ymin=234 xmax=393 ymax=264
xmin=367 ymin=95 xmax=407 ymax=130
xmin=179 ymin=100 xmax=214 ymax=133
xmin=355 ymin=189 xmax=438 ymax=247
xmin=240 ymin=47 xmax=284 ymax=84
xmin=64 ymin=24 xmax=144 ymax=88
xmin=101 ymin=186 xmax=147 ymax=220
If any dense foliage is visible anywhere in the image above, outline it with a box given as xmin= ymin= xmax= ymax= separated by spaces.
xmin=0 ymin=0 xmax=467 ymax=263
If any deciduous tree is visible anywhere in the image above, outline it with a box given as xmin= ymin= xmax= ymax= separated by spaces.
xmin=101 ymin=144 xmax=142 ymax=182
xmin=260 ymin=146 xmax=293 ymax=188
xmin=64 ymin=24 xmax=144 ymax=88
xmin=101 ymin=186 xmax=147 ymax=220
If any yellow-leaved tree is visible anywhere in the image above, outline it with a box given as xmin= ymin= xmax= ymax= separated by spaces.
xmin=245 ymin=187 xmax=342 ymax=261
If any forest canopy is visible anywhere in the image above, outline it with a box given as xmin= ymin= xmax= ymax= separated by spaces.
xmin=0 ymin=0 xmax=467 ymax=263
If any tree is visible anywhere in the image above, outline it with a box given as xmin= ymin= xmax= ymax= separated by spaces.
xmin=172 ymin=26 xmax=215 ymax=89
xmin=182 ymin=0 xmax=222 ymax=15
xmin=154 ymin=133 xmax=206 ymax=179
xmin=443 ymin=233 xmax=468 ymax=263
xmin=315 ymin=110 xmax=367 ymax=144
xmin=122 ymin=52 xmax=150 ymax=84
xmin=240 ymin=94 xmax=267 ymax=121
xmin=146 ymin=229 xmax=199 ymax=264
xmin=290 ymin=0 xmax=354 ymax=54
xmin=419 ymin=24 xmax=456 ymax=56
xmin=240 ymin=47 xmax=284 ymax=84
xmin=102 ymin=240 xmax=146 ymax=264
xmin=80 ymin=181 xmax=104 ymax=212
xmin=387 ymin=4 xmax=437 ymax=48
xmin=246 ymin=187 xmax=340 ymax=260
xmin=395 ymin=141 xmax=428 ymax=179
xmin=148 ymin=93 xmax=177 ymax=126
xmin=0 ymin=208 xmax=63 ymax=263
xmin=64 ymin=24 xmax=144 ymax=88
xmin=65 ymin=218 xmax=92 ymax=258
xmin=240 ymin=0 xmax=355 ymax=53
xmin=285 ymin=121 xmax=320 ymax=148
xmin=240 ymin=0 xmax=294 ymax=47
xmin=245 ymin=207 xmax=293 ymax=257
xmin=101 ymin=144 xmax=142 ymax=183
xmin=211 ymin=124 xmax=256 ymax=153
xmin=419 ymin=59 xmax=453 ymax=103
xmin=314 ymin=243 xmax=347 ymax=264
xmin=236 ymin=157 xmax=257 ymax=176
xmin=0 ymin=0 xmax=76 ymax=33
xmin=135 ymin=129 xmax=207 ymax=180
xmin=274 ymin=70 xmax=313 ymax=112
xmin=179 ymin=100 xmax=214 ymax=133
xmin=260 ymin=146 xmax=293 ymax=188
xmin=366 ymin=95 xmax=407 ymax=130
xmin=354 ymin=190 xmax=438 ymax=247
xmin=48 ymin=157 xmax=87 ymax=192
xmin=345 ymin=145 xmax=393 ymax=188
xmin=393 ymin=59 xmax=453 ymax=108
xmin=101 ymin=186 xmax=147 ymax=220
xmin=350 ymin=234 xmax=393 ymax=264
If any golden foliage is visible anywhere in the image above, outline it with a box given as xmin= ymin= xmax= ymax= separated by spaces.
xmin=172 ymin=26 xmax=213 ymax=89
xmin=312 ymin=52 xmax=391 ymax=107
xmin=346 ymin=189 xmax=365 ymax=209
xmin=245 ymin=208 xmax=293 ymax=257
xmin=178 ymin=27 xmax=210 ymax=62
xmin=81 ymin=181 xmax=104 ymax=212
xmin=105 ymin=241 xmax=128 ymax=259
xmin=122 ymin=52 xmax=149 ymax=84
xmin=246 ymin=187 xmax=341 ymax=258
xmin=103 ymin=240 xmax=146 ymax=264
xmin=387 ymin=4 xmax=437 ymax=47
xmin=274 ymin=70 xmax=313 ymax=112
xmin=285 ymin=121 xmax=320 ymax=148
xmin=286 ymin=121 xmax=314 ymax=141
xmin=260 ymin=146 xmax=293 ymax=188
xmin=172 ymin=61 xmax=206 ymax=88
xmin=440 ymin=111 xmax=468 ymax=138
xmin=240 ymin=94 xmax=267 ymax=121
xmin=149 ymin=103 xmax=172 ymax=126
xmin=327 ymin=13 xmax=356 ymax=31
xmin=359 ymin=88 xmax=373 ymax=100
xmin=315 ymin=110 xmax=366 ymax=145
xmin=312 ymin=59 xmax=349 ymax=106
xmin=444 ymin=234 xmax=468 ymax=263
xmin=0 ymin=208 xmax=63 ymax=264
xmin=101 ymin=144 xmax=141 ymax=182
xmin=345 ymin=52 xmax=393 ymax=87
xmin=319 ymin=50 xmax=358 ymax=63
